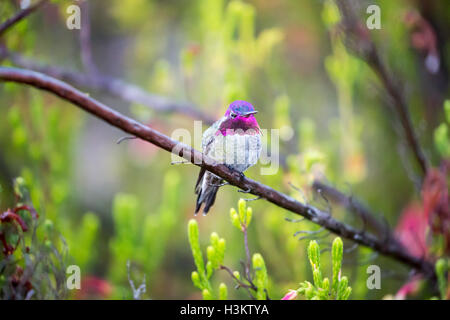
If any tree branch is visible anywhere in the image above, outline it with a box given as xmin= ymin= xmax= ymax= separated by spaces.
xmin=0 ymin=66 xmax=436 ymax=282
xmin=0 ymin=0 xmax=48 ymax=38
xmin=335 ymin=0 xmax=429 ymax=177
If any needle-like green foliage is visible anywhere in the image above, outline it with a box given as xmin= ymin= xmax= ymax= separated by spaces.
xmin=188 ymin=200 xmax=270 ymax=300
xmin=297 ymin=237 xmax=351 ymax=300
xmin=188 ymin=219 xmax=227 ymax=300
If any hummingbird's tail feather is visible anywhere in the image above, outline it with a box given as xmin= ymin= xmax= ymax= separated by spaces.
xmin=201 ymin=186 xmax=219 ymax=215
xmin=194 ymin=167 xmax=206 ymax=194
xmin=195 ymin=171 xmax=221 ymax=215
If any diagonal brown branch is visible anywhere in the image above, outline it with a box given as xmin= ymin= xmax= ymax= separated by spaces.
xmin=0 ymin=66 xmax=436 ymax=282
xmin=0 ymin=0 xmax=48 ymax=38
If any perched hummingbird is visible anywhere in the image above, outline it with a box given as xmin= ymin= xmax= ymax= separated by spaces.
xmin=195 ymin=100 xmax=262 ymax=215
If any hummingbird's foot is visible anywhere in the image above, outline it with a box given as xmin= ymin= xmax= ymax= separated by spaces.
xmin=238 ymin=171 xmax=246 ymax=179
xmin=209 ymin=181 xmax=229 ymax=187
xmin=237 ymin=188 xmax=262 ymax=201
xmin=225 ymin=165 xmax=246 ymax=179
xmin=171 ymin=160 xmax=190 ymax=165
xmin=238 ymin=187 xmax=251 ymax=193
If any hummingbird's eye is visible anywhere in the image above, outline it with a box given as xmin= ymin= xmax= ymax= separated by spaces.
xmin=230 ymin=112 xmax=237 ymax=119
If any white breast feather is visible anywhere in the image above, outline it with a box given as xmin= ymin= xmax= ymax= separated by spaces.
xmin=207 ymin=133 xmax=261 ymax=172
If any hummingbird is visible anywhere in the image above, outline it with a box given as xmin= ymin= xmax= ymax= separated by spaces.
xmin=195 ymin=100 xmax=262 ymax=215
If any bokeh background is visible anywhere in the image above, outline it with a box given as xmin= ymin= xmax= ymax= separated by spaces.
xmin=0 ymin=0 xmax=449 ymax=299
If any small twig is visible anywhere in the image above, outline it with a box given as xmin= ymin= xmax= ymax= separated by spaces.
xmin=315 ymin=188 xmax=332 ymax=214
xmin=293 ymin=227 xmax=325 ymax=237
xmin=116 ymin=136 xmax=137 ymax=144
xmin=239 ymin=259 xmax=257 ymax=292
xmin=0 ymin=0 xmax=48 ymax=38
xmin=297 ymin=231 xmax=331 ymax=241
xmin=344 ymin=242 xmax=359 ymax=254
xmin=243 ymin=227 xmax=252 ymax=283
xmin=284 ymin=217 xmax=306 ymax=223
xmin=288 ymin=182 xmax=308 ymax=204
xmin=220 ymin=265 xmax=256 ymax=299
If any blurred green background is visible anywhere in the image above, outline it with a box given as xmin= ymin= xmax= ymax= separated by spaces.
xmin=0 ymin=0 xmax=449 ymax=299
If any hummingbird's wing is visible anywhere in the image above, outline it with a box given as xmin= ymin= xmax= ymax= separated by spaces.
xmin=195 ymin=172 xmax=222 ymax=214
xmin=195 ymin=127 xmax=216 ymax=193
xmin=194 ymin=118 xmax=224 ymax=214
xmin=195 ymin=118 xmax=223 ymax=193
xmin=194 ymin=167 xmax=206 ymax=194
xmin=201 ymin=118 xmax=223 ymax=149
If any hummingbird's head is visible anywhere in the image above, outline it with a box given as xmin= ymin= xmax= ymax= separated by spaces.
xmin=225 ymin=100 xmax=258 ymax=120
xmin=218 ymin=100 xmax=260 ymax=135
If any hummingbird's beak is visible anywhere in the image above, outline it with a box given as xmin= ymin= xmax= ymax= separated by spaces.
xmin=243 ymin=110 xmax=258 ymax=116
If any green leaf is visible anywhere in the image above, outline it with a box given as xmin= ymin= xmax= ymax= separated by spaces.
xmin=230 ymin=208 xmax=241 ymax=230
xmin=245 ymin=207 xmax=253 ymax=227
xmin=207 ymin=245 xmax=216 ymax=266
xmin=217 ymin=238 xmax=226 ymax=265
xmin=337 ymin=276 xmax=350 ymax=300
xmin=191 ymin=271 xmax=202 ymax=289
xmin=202 ymin=289 xmax=213 ymax=300
xmin=253 ymin=253 xmax=268 ymax=300
xmin=238 ymin=198 xmax=246 ymax=224
xmin=332 ymin=237 xmax=343 ymax=293
xmin=313 ymin=268 xmax=323 ymax=289
xmin=188 ymin=219 xmax=206 ymax=282
xmin=210 ymin=232 xmax=219 ymax=249
xmin=219 ymin=283 xmax=228 ymax=300
xmin=319 ymin=278 xmax=330 ymax=299
xmin=308 ymin=240 xmax=321 ymax=269
xmin=206 ymin=261 xmax=213 ymax=279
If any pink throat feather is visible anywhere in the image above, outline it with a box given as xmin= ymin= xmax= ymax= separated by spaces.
xmin=216 ymin=115 xmax=260 ymax=136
